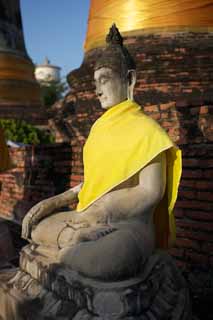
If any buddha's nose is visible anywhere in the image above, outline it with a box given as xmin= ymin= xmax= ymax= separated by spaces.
xmin=95 ymin=85 xmax=102 ymax=97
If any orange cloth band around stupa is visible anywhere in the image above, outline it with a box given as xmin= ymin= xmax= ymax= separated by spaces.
xmin=84 ymin=0 xmax=213 ymax=52
xmin=77 ymin=99 xmax=182 ymax=249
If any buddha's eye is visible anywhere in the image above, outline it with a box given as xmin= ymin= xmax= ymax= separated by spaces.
xmin=100 ymin=77 xmax=108 ymax=85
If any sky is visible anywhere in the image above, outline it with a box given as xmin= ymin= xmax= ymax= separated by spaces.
xmin=20 ymin=0 xmax=91 ymax=78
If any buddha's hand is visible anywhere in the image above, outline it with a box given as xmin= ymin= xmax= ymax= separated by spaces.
xmin=22 ymin=198 xmax=55 ymax=240
xmin=70 ymin=201 xmax=109 ymax=226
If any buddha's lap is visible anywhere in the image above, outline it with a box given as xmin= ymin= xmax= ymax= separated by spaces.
xmin=31 ymin=212 xmax=154 ymax=248
xmin=31 ymin=212 xmax=155 ymax=279
xmin=31 ymin=211 xmax=76 ymax=247
xmin=59 ymin=220 xmax=155 ymax=280
xmin=30 ymin=213 xmax=155 ymax=279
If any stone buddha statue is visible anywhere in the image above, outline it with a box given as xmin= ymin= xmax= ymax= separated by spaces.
xmin=0 ymin=25 xmax=190 ymax=320
xmin=22 ymin=25 xmax=176 ymax=280
xmin=21 ymin=24 xmax=180 ymax=281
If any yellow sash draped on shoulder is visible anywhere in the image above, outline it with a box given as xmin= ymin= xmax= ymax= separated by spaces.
xmin=77 ymin=100 xmax=182 ymax=248
xmin=0 ymin=127 xmax=12 ymax=172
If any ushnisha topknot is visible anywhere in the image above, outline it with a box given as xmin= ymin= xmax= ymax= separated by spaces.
xmin=106 ymin=23 xmax=123 ymax=46
xmin=94 ymin=23 xmax=136 ymax=76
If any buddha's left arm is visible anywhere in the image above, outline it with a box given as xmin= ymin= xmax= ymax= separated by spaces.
xmin=80 ymin=152 xmax=166 ymax=225
xmin=103 ymin=152 xmax=166 ymax=223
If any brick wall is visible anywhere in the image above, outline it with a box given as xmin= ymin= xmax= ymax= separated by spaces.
xmin=50 ymin=31 xmax=213 ymax=274
xmin=0 ymin=102 xmax=48 ymax=126
xmin=0 ymin=143 xmax=71 ymax=223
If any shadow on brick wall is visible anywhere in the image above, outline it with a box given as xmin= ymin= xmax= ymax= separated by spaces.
xmin=13 ymin=143 xmax=72 ymax=222
xmin=0 ymin=143 xmax=72 ymax=262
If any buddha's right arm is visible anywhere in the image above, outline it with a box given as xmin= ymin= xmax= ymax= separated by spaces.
xmin=40 ymin=183 xmax=82 ymax=215
xmin=21 ymin=183 xmax=82 ymax=240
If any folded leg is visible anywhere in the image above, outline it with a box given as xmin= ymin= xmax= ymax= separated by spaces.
xmin=59 ymin=220 xmax=155 ymax=281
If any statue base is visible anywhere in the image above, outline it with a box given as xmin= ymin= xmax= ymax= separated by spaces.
xmin=0 ymin=244 xmax=192 ymax=319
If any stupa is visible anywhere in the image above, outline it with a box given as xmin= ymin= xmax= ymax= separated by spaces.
xmin=0 ymin=0 xmax=46 ymax=125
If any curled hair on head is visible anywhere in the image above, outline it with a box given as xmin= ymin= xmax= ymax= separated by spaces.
xmin=94 ymin=24 xmax=136 ymax=78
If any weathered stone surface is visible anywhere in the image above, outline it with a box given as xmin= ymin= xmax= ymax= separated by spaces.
xmin=0 ymin=250 xmax=192 ymax=319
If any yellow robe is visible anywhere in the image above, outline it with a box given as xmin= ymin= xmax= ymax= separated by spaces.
xmin=77 ymin=100 xmax=182 ymax=248
xmin=0 ymin=127 xmax=12 ymax=172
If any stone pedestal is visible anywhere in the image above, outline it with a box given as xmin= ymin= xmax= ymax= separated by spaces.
xmin=0 ymin=244 xmax=192 ymax=319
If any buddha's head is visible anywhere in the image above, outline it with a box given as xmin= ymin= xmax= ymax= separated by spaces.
xmin=94 ymin=24 xmax=136 ymax=109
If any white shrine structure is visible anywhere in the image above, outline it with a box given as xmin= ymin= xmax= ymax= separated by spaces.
xmin=35 ymin=57 xmax=61 ymax=84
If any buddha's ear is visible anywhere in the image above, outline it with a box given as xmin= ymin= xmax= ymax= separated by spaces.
xmin=127 ymin=70 xmax=136 ymax=100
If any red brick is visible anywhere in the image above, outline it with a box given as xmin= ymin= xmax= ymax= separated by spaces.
xmin=144 ymin=105 xmax=159 ymax=112
xmin=203 ymin=170 xmax=213 ymax=178
xmin=178 ymin=190 xmax=196 ymax=199
xmin=161 ymin=112 xmax=168 ymax=119
xmin=183 ymin=159 xmax=213 ymax=168
xmin=174 ymin=208 xmax=184 ymax=218
xmin=173 ymin=260 xmax=188 ymax=271
xmin=168 ymin=127 xmax=180 ymax=136
xmin=175 ymin=48 xmax=186 ymax=53
xmin=181 ymin=180 xmax=213 ymax=190
xmin=161 ymin=121 xmax=173 ymax=128
xmin=182 ymin=170 xmax=203 ymax=178
xmin=185 ymin=210 xmax=213 ymax=221
xmin=171 ymin=110 xmax=179 ymax=120
xmin=71 ymin=174 xmax=83 ymax=182
xmin=185 ymin=251 xmax=208 ymax=265
xmin=151 ymin=113 xmax=160 ymax=120
xmin=179 ymin=190 xmax=213 ymax=201
xmin=175 ymin=238 xmax=200 ymax=251
xmin=177 ymin=229 xmax=213 ymax=242
xmin=183 ymin=89 xmax=192 ymax=93
xmin=136 ymin=53 xmax=146 ymax=59
xmin=204 ymin=159 xmax=213 ymax=168
xmin=176 ymin=200 xmax=213 ymax=211
xmin=177 ymin=220 xmax=213 ymax=232
xmin=180 ymin=180 xmax=196 ymax=188
xmin=200 ymin=106 xmax=208 ymax=114
xmin=70 ymin=181 xmax=78 ymax=188
xmin=210 ymin=256 xmax=213 ymax=266
xmin=72 ymin=167 xmax=84 ymax=174
xmin=197 ymin=191 xmax=213 ymax=201
xmin=176 ymin=99 xmax=188 ymax=108
xmin=72 ymin=146 xmax=81 ymax=153
xmin=183 ymin=159 xmax=199 ymax=168
xmin=201 ymin=243 xmax=213 ymax=254
xmin=169 ymin=247 xmax=184 ymax=258
xmin=190 ymin=107 xmax=200 ymax=115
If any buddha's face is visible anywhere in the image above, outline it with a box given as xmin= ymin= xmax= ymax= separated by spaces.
xmin=94 ymin=67 xmax=128 ymax=109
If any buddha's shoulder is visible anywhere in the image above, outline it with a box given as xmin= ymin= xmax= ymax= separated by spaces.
xmin=133 ymin=107 xmax=166 ymax=133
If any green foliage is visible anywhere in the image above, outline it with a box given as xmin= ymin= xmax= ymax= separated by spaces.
xmin=0 ymin=119 xmax=55 ymax=145
xmin=40 ymin=80 xmax=68 ymax=107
